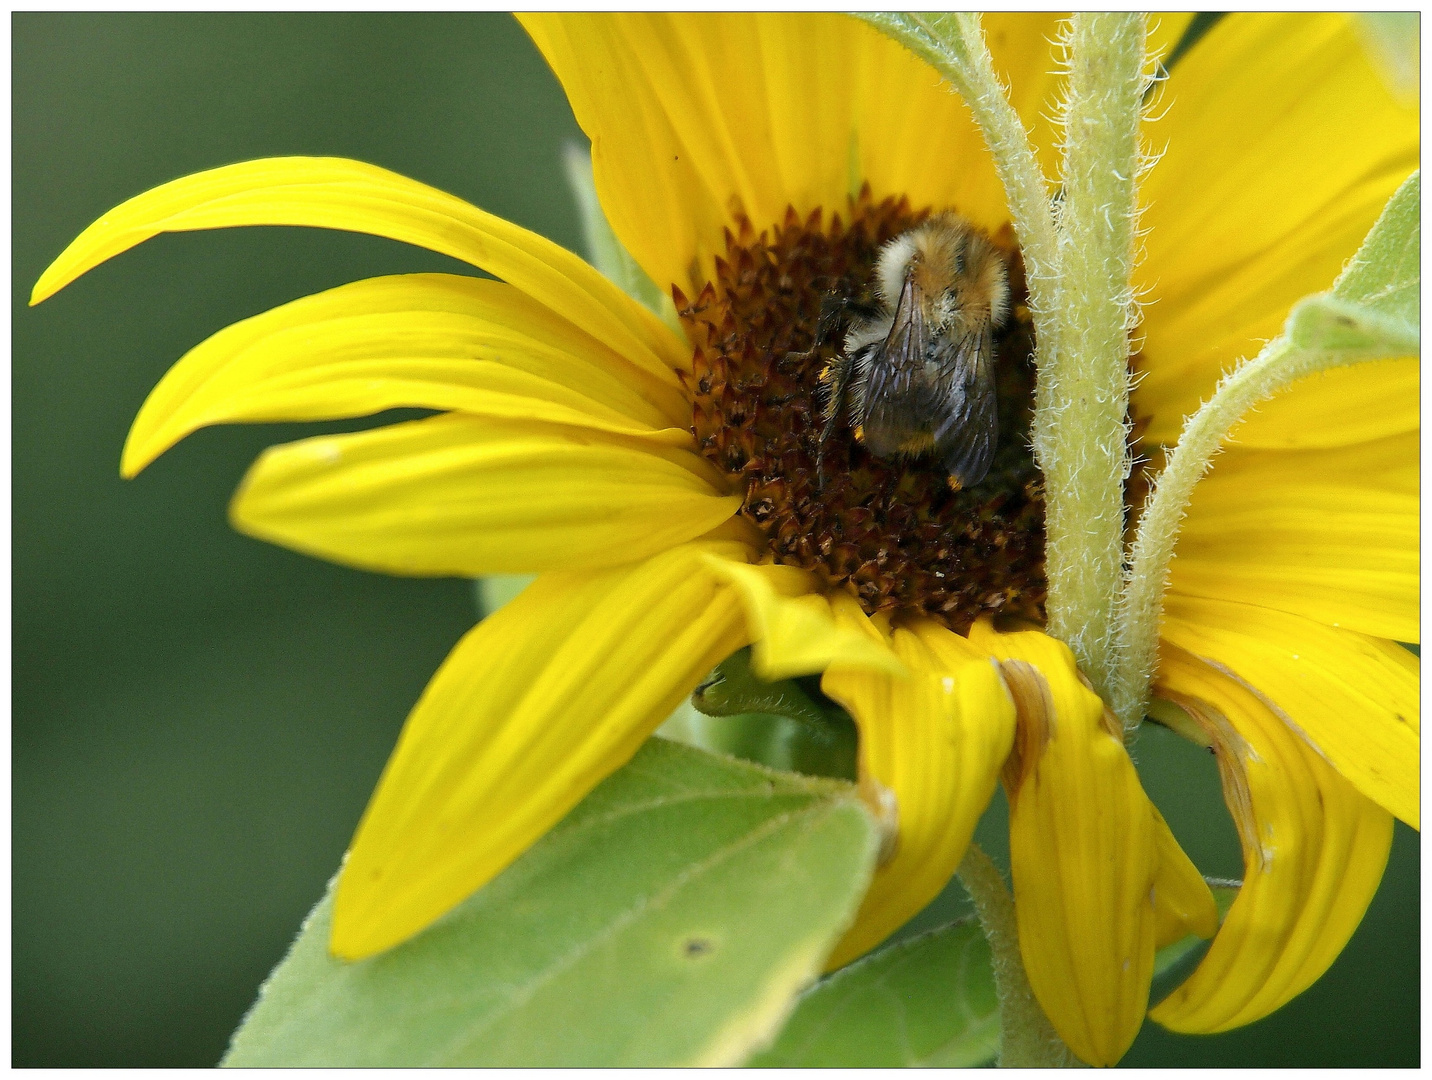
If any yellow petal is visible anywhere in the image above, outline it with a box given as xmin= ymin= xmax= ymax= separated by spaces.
xmin=967 ymin=623 xmax=1158 ymax=1067
xmin=1215 ymin=357 xmax=1419 ymax=451
xmin=122 ymin=273 xmax=693 ymax=477
xmin=332 ymin=541 xmax=750 ymax=959
xmin=855 ymin=12 xmax=1061 ymax=233
xmin=820 ymin=617 xmax=1014 ymax=969
xmin=1150 ymin=643 xmax=1394 ymax=1032
xmin=1150 ymin=806 xmax=1219 ymax=948
xmin=30 ymin=156 xmax=690 ymax=383
xmin=231 ymin=414 xmax=741 ymax=577
xmin=1172 ymin=431 xmax=1418 ymax=643
xmin=1162 ymin=595 xmax=1419 ymax=829
xmin=1145 ymin=13 xmax=1197 ymax=68
xmin=704 ymin=559 xmax=906 ymax=679
xmin=1136 ymin=13 xmax=1418 ymax=429
xmin=522 ymin=13 xmax=1058 ymax=295
xmin=521 ymin=13 xmax=712 ymax=300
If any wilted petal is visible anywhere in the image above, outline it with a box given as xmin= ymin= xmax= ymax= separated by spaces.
xmin=969 ymin=622 xmax=1184 ymax=1067
xmin=1150 ymin=806 xmax=1220 ymax=948
xmin=1163 ymin=595 xmax=1419 ymax=827
xmin=1150 ymin=643 xmax=1394 ymax=1032
xmin=705 ymin=560 xmax=906 ymax=679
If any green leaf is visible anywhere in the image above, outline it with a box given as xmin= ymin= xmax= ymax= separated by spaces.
xmin=223 ymin=738 xmax=878 ymax=1067
xmin=689 ymin=647 xmax=859 ymax=780
xmin=1332 ymin=170 xmax=1419 ymax=325
xmin=1286 ymin=294 xmax=1418 ymax=357
xmin=1288 ymin=170 xmax=1419 ymax=357
xmin=694 ymin=647 xmax=834 ymax=730
xmin=683 ymin=711 xmax=858 ymax=782
xmin=747 ymin=919 xmax=1000 ymax=1068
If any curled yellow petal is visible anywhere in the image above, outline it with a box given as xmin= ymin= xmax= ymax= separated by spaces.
xmin=969 ymin=622 xmax=1160 ymax=1068
xmin=703 ymin=560 xmax=906 ymax=679
xmin=1150 ymin=643 xmax=1395 ymax=1033
xmin=820 ymin=616 xmax=1013 ymax=970
xmin=1163 ymin=595 xmax=1419 ymax=828
xmin=332 ymin=541 xmax=750 ymax=959
xmin=30 ymin=155 xmax=689 ymax=383
xmin=232 ymin=414 xmax=741 ymax=577
xmin=123 ymin=273 xmax=693 ymax=477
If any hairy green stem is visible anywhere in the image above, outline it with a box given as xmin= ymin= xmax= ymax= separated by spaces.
xmin=1114 ymin=170 xmax=1420 ymax=732
xmin=957 ymin=843 xmax=1079 ymax=1067
xmin=1038 ymin=12 xmax=1148 ymax=704
xmin=863 ymin=13 xmax=1151 ymax=702
xmin=1113 ymin=338 xmax=1394 ymax=731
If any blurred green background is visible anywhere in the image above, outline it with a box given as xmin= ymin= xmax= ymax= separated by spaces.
xmin=12 ymin=13 xmax=1418 ymax=1067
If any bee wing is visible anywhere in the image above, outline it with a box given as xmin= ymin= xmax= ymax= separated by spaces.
xmin=858 ymin=275 xmax=930 ymax=456
xmin=932 ymin=325 xmax=999 ymax=489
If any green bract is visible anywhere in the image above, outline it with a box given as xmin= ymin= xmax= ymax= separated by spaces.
xmin=751 ymin=920 xmax=1000 ymax=1067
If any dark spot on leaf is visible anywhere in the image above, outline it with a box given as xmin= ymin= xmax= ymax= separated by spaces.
xmin=682 ymin=936 xmax=716 ymax=959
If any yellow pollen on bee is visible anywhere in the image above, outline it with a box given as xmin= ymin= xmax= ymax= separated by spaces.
xmin=897 ymin=432 xmax=938 ymax=454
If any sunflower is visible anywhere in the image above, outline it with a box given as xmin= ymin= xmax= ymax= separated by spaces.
xmin=31 ymin=12 xmax=1417 ymax=1067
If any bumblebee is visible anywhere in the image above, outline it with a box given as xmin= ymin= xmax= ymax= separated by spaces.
xmin=812 ymin=212 xmax=1011 ymax=489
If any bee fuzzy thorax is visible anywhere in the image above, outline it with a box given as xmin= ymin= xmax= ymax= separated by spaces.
xmin=826 ymin=210 xmax=1013 ymax=492
xmin=874 ymin=214 xmax=1011 ymax=333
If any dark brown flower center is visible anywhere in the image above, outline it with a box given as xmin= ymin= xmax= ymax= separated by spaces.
xmin=676 ymin=189 xmax=1047 ymax=634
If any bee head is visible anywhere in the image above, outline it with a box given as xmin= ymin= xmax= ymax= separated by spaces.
xmin=874 ymin=213 xmax=1010 ymax=334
